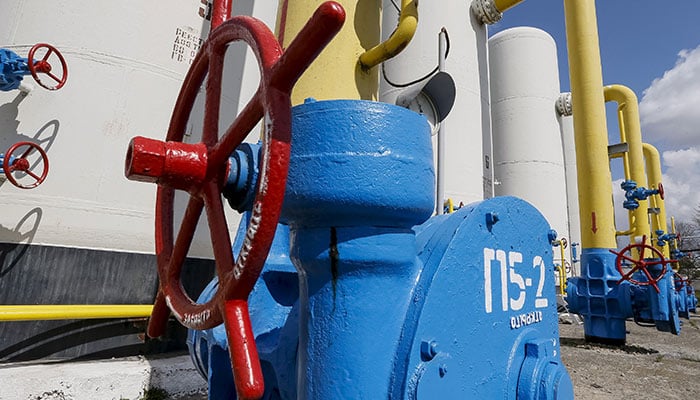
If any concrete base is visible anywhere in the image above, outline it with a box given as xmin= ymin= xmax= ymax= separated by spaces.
xmin=0 ymin=353 xmax=207 ymax=399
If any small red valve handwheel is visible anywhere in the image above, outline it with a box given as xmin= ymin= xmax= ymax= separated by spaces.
xmin=673 ymin=273 xmax=687 ymax=292
xmin=124 ymin=3 xmax=345 ymax=400
xmin=28 ymin=43 xmax=68 ymax=91
xmin=3 ymin=141 xmax=49 ymax=189
xmin=657 ymin=182 xmax=665 ymax=200
xmin=610 ymin=236 xmax=675 ymax=293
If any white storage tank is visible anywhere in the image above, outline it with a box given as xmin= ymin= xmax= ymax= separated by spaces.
xmin=557 ymin=95 xmax=581 ymax=275
xmin=379 ymin=1 xmax=492 ymax=205
xmin=0 ymin=0 xmax=277 ymax=360
xmin=488 ymin=27 xmax=570 ymax=244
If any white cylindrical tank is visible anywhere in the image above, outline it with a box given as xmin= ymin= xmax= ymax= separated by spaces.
xmin=488 ymin=27 xmax=570 ymax=244
xmin=0 ymin=0 xmax=278 ymax=258
xmin=379 ymin=1 xmax=491 ymax=205
xmin=559 ymin=108 xmax=581 ymax=275
xmin=0 ymin=0 xmax=278 ymax=359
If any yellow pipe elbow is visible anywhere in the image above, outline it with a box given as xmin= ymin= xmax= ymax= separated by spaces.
xmin=494 ymin=0 xmax=525 ymax=13
xmin=0 ymin=305 xmax=154 ymax=321
xmin=472 ymin=0 xmax=525 ymax=24
xmin=604 ymin=84 xmax=650 ymax=241
xmin=358 ymin=0 xmax=417 ymax=70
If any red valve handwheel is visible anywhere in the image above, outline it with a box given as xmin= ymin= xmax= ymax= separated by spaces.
xmin=3 ymin=141 xmax=49 ymax=189
xmin=673 ymin=273 xmax=687 ymax=292
xmin=657 ymin=182 xmax=665 ymax=200
xmin=28 ymin=43 xmax=68 ymax=91
xmin=611 ymin=236 xmax=673 ymax=293
xmin=124 ymin=3 xmax=345 ymax=400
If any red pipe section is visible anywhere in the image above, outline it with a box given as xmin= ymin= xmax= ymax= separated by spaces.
xmin=211 ymin=0 xmax=233 ymax=30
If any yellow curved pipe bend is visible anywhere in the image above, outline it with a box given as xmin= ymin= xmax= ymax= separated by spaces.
xmin=358 ymin=0 xmax=417 ymax=69
xmin=604 ymin=84 xmax=650 ymax=242
xmin=0 ymin=305 xmax=154 ymax=321
xmin=494 ymin=0 xmax=525 ymax=13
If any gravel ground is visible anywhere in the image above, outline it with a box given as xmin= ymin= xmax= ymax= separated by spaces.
xmin=559 ymin=313 xmax=700 ymax=400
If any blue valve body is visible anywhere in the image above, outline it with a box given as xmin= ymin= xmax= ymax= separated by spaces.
xmin=620 ymin=180 xmax=660 ymax=210
xmin=189 ymin=100 xmax=572 ymax=399
xmin=0 ymin=48 xmax=30 ymax=91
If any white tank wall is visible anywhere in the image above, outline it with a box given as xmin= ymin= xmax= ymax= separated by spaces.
xmin=488 ymin=27 xmax=570 ymax=243
xmin=379 ymin=1 xmax=491 ymax=205
xmin=0 ymin=0 xmax=278 ymax=257
xmin=559 ymin=113 xmax=580 ymax=274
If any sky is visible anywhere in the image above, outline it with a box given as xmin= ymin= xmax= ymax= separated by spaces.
xmin=489 ymin=1 xmax=700 ymax=226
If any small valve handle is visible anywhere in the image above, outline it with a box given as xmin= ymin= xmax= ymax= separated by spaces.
xmin=610 ymin=236 xmax=675 ymax=293
xmin=673 ymin=273 xmax=687 ymax=292
xmin=2 ymin=141 xmax=49 ymax=189
xmin=28 ymin=43 xmax=68 ymax=90
xmin=124 ymin=3 xmax=345 ymax=399
xmin=657 ymin=182 xmax=665 ymax=200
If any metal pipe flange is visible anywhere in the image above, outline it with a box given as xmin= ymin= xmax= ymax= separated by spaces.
xmin=556 ymin=92 xmax=573 ymax=116
xmin=471 ymin=0 xmax=503 ymax=24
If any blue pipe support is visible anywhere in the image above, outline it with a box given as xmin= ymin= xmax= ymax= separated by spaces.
xmin=191 ymin=99 xmax=572 ymax=398
xmin=0 ymin=49 xmax=30 ymax=91
xmin=567 ymin=248 xmax=682 ymax=343
xmin=688 ymin=285 xmax=698 ymax=313
xmin=566 ymin=249 xmax=633 ymax=344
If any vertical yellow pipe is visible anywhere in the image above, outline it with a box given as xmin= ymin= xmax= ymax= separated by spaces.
xmin=643 ymin=142 xmax=670 ymax=258
xmin=564 ymin=0 xmax=616 ymax=249
xmin=275 ymin=0 xmax=380 ymax=103
xmin=604 ymin=85 xmax=650 ymax=242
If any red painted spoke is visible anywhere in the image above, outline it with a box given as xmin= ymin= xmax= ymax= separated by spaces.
xmin=620 ymin=266 xmax=642 ymax=282
xmin=19 ymin=146 xmax=35 ymax=159
xmin=47 ymin=71 xmax=61 ymax=83
xmin=156 ymin=189 xmax=174 ymax=261
xmin=24 ymin=169 xmax=41 ymax=181
xmin=617 ymin=252 xmax=641 ymax=266
xmin=223 ymin=299 xmax=264 ymax=399
xmin=637 ymin=245 xmax=647 ymax=260
xmin=41 ymin=49 xmax=53 ymax=62
xmin=640 ymin=267 xmax=656 ymax=285
xmin=202 ymin=181 xmax=235 ymax=283
xmin=203 ymin=48 xmax=224 ymax=146
xmin=167 ymin=196 xmax=204 ymax=287
xmin=147 ymin=291 xmax=171 ymax=338
xmin=209 ymin=92 xmax=263 ymax=170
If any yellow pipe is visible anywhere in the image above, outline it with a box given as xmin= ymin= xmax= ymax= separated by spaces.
xmin=556 ymin=239 xmax=567 ymax=295
xmin=0 ymin=305 xmax=153 ymax=322
xmin=358 ymin=0 xmax=417 ymax=70
xmin=444 ymin=198 xmax=454 ymax=214
xmin=604 ymin=85 xmax=650 ymax=242
xmin=643 ymin=142 xmax=670 ymax=258
xmin=494 ymin=0 xmax=525 ymax=13
xmin=472 ymin=0 xmax=526 ymax=25
xmin=275 ymin=0 xmax=380 ymax=103
xmin=671 ymin=216 xmax=679 ymax=252
xmin=556 ymin=263 xmax=567 ymax=295
xmin=615 ymin=228 xmax=635 ymax=237
xmin=564 ymin=0 xmax=616 ymax=248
